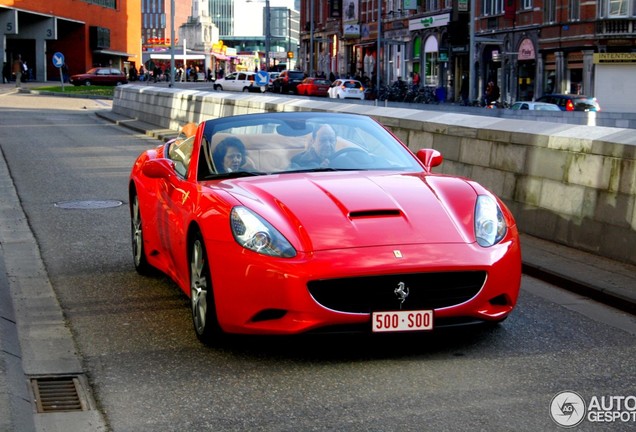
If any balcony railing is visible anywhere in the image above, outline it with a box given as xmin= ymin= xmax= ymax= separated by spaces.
xmin=597 ymin=19 xmax=636 ymax=35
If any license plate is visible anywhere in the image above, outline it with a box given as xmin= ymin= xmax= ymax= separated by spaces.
xmin=372 ymin=310 xmax=433 ymax=333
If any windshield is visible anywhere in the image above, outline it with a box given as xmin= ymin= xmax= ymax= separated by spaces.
xmin=198 ymin=113 xmax=423 ymax=179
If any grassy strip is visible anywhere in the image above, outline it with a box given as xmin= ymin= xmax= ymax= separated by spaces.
xmin=33 ymin=85 xmax=115 ymax=97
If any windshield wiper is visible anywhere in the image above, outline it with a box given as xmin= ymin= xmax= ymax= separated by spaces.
xmin=203 ymin=171 xmax=265 ymax=180
xmin=284 ymin=167 xmax=358 ymax=174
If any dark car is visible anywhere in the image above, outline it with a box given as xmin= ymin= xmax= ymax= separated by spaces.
xmin=536 ymin=94 xmax=601 ymax=112
xmin=69 ymin=67 xmax=128 ymax=86
xmin=272 ymin=70 xmax=306 ymax=94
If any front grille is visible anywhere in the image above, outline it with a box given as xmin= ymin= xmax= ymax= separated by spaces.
xmin=308 ymin=271 xmax=486 ymax=313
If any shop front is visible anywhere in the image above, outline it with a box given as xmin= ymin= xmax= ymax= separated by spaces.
xmin=516 ymin=38 xmax=537 ymax=101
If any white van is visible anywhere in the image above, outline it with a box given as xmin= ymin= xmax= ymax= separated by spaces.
xmin=213 ymin=72 xmax=266 ymax=93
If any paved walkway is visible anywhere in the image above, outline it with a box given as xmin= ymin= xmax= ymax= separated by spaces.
xmin=0 ymin=82 xmax=635 ymax=431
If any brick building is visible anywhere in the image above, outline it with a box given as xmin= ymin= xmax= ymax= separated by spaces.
xmin=299 ymin=0 xmax=636 ymax=112
xmin=1 ymin=0 xmax=141 ymax=82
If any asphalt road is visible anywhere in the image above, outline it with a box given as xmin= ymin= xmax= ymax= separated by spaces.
xmin=1 ymin=90 xmax=635 ymax=431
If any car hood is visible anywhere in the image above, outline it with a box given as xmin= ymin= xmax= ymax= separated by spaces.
xmin=218 ymin=172 xmax=479 ymax=251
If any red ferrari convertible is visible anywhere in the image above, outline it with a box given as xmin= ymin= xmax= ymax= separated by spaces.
xmin=129 ymin=112 xmax=521 ymax=345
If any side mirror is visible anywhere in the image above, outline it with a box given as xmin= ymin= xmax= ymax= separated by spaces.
xmin=416 ymin=149 xmax=443 ymax=170
xmin=142 ymin=158 xmax=175 ymax=179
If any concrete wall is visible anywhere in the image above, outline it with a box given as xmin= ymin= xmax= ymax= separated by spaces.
xmin=112 ymin=86 xmax=636 ymax=266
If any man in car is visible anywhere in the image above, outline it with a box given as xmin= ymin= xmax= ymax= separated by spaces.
xmin=290 ymin=124 xmax=337 ymax=169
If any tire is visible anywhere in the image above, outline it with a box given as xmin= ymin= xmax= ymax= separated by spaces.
xmin=243 ymin=87 xmax=249 ymax=92
xmin=130 ymin=192 xmax=153 ymax=275
xmin=190 ymin=232 xmax=223 ymax=345
xmin=85 ymin=81 xmax=92 ymax=86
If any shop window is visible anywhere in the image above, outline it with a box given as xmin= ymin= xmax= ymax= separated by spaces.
xmin=412 ymin=37 xmax=421 ymax=60
xmin=569 ymin=68 xmax=583 ymax=94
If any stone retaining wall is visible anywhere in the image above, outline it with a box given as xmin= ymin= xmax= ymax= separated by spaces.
xmin=112 ymin=86 xmax=636 ymax=265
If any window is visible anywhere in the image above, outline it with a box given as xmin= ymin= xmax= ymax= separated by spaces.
xmin=426 ymin=0 xmax=439 ymax=11
xmin=599 ymin=0 xmax=630 ymax=16
xmin=483 ymin=0 xmax=504 ymax=16
xmin=81 ymin=0 xmax=116 ymax=8
xmin=523 ymin=0 xmax=532 ymax=9
xmin=544 ymin=0 xmax=556 ymax=22
xmin=569 ymin=0 xmax=580 ymax=20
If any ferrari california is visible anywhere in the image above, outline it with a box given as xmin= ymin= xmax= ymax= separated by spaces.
xmin=129 ymin=112 xmax=521 ymax=345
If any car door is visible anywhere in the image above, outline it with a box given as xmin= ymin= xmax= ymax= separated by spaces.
xmin=222 ymin=72 xmax=237 ymax=90
xmin=95 ymin=68 xmax=110 ymax=84
xmin=230 ymin=72 xmax=247 ymax=91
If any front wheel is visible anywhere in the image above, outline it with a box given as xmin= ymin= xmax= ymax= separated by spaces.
xmin=85 ymin=81 xmax=92 ymax=86
xmin=190 ymin=233 xmax=223 ymax=345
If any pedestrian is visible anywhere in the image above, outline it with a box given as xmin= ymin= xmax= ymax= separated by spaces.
xmin=62 ymin=63 xmax=69 ymax=83
xmin=412 ymin=71 xmax=420 ymax=87
xmin=12 ymin=55 xmax=23 ymax=87
xmin=2 ymin=62 xmax=10 ymax=83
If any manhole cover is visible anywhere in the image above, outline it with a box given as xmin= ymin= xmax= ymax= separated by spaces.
xmin=54 ymin=200 xmax=124 ymax=209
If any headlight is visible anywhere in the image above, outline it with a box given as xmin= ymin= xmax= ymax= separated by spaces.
xmin=230 ymin=207 xmax=296 ymax=258
xmin=474 ymin=195 xmax=507 ymax=247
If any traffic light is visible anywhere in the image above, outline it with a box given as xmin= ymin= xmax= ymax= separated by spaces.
xmin=287 ymin=51 xmax=294 ymax=59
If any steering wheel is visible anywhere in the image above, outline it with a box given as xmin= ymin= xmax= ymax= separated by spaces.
xmin=329 ymin=147 xmax=373 ymax=168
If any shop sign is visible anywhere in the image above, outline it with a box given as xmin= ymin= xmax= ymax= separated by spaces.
xmin=409 ymin=13 xmax=450 ymax=31
xmin=518 ymin=38 xmax=535 ymax=60
xmin=593 ymin=52 xmax=636 ymax=63
xmin=403 ymin=0 xmax=418 ymax=9
xmin=344 ymin=24 xmax=361 ymax=38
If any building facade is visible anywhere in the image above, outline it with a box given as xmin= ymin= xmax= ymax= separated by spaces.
xmin=1 ymin=0 xmax=141 ymax=81
xmin=299 ymin=0 xmax=636 ymax=111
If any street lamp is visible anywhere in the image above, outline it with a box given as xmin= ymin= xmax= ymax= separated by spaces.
xmin=247 ymin=0 xmax=271 ymax=71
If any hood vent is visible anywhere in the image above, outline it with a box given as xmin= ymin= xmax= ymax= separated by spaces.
xmin=349 ymin=209 xmax=401 ymax=219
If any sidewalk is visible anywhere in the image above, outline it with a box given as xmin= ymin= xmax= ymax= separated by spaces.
xmin=0 ymin=86 xmax=635 ymax=431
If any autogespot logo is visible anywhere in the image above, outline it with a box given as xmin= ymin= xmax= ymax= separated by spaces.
xmin=550 ymin=391 xmax=586 ymax=428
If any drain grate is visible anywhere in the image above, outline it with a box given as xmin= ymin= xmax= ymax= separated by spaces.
xmin=31 ymin=376 xmax=87 ymax=413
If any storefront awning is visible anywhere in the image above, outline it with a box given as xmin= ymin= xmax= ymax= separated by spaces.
xmin=94 ymin=49 xmax=136 ymax=57
xmin=211 ymin=53 xmax=229 ymax=60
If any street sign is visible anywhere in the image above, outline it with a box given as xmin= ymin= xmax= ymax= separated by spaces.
xmin=52 ymin=52 xmax=65 ymax=68
xmin=255 ymin=71 xmax=269 ymax=86
xmin=52 ymin=52 xmax=65 ymax=91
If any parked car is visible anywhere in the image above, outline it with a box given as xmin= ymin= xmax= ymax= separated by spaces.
xmin=328 ymin=79 xmax=365 ymax=100
xmin=69 ymin=67 xmax=128 ymax=86
xmin=510 ymin=101 xmax=561 ymax=111
xmin=271 ymin=70 xmax=306 ymax=94
xmin=213 ymin=71 xmax=266 ymax=93
xmin=267 ymin=72 xmax=280 ymax=91
xmin=536 ymin=94 xmax=601 ymax=111
xmin=296 ymin=77 xmax=331 ymax=97
xmin=129 ymin=111 xmax=521 ymax=345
